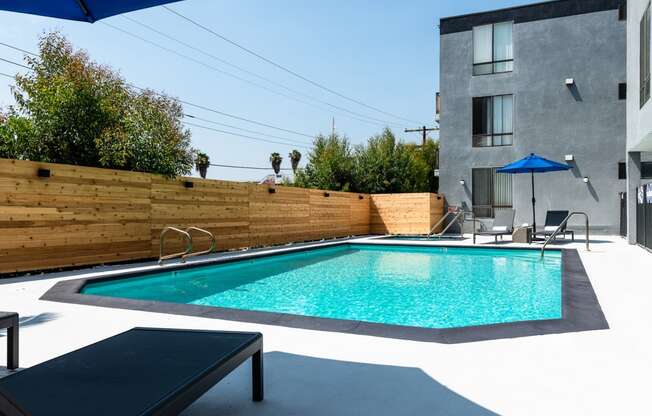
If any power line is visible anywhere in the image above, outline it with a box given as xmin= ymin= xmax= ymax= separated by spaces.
xmin=171 ymin=95 xmax=315 ymax=139
xmin=1 ymin=40 xmax=317 ymax=141
xmin=0 ymin=57 xmax=30 ymax=70
xmin=184 ymin=121 xmax=310 ymax=149
xmin=120 ymin=16 xmax=404 ymax=129
xmin=163 ymin=5 xmax=424 ymax=126
xmin=107 ymin=19 xmax=403 ymax=129
xmin=0 ymin=72 xmax=14 ymax=79
xmin=210 ymin=163 xmax=292 ymax=171
xmin=0 ymin=42 xmax=37 ymax=57
xmin=184 ymin=114 xmax=312 ymax=144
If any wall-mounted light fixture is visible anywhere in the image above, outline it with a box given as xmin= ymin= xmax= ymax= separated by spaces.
xmin=324 ymin=192 xmax=330 ymax=197
xmin=565 ymin=78 xmax=575 ymax=86
xmin=583 ymin=177 xmax=590 ymax=183
xmin=358 ymin=195 xmax=364 ymax=200
xmin=434 ymin=169 xmax=440 ymax=177
xmin=564 ymin=154 xmax=574 ymax=162
xmin=459 ymin=179 xmax=465 ymax=186
xmin=268 ymin=187 xmax=276 ymax=194
xmin=37 ymin=168 xmax=51 ymax=178
xmin=184 ymin=181 xmax=194 ymax=188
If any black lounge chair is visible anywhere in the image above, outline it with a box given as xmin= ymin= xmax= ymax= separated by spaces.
xmin=0 ymin=327 xmax=263 ymax=416
xmin=473 ymin=209 xmax=515 ymax=244
xmin=534 ymin=210 xmax=575 ymax=241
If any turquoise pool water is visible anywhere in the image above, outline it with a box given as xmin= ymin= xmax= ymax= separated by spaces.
xmin=82 ymin=244 xmax=562 ymax=329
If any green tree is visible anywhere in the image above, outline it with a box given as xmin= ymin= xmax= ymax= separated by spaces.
xmin=353 ymin=128 xmax=437 ymax=193
xmin=419 ymin=138 xmax=439 ymax=193
xmin=0 ymin=32 xmax=195 ymax=177
xmin=294 ymin=133 xmax=355 ymax=191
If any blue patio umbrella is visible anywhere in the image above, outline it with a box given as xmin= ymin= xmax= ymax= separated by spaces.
xmin=496 ymin=153 xmax=571 ymax=232
xmin=0 ymin=0 xmax=183 ymax=23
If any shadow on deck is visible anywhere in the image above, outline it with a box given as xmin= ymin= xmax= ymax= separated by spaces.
xmin=184 ymin=351 xmax=498 ymax=416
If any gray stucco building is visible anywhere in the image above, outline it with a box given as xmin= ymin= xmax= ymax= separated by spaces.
xmin=438 ymin=0 xmax=627 ymax=233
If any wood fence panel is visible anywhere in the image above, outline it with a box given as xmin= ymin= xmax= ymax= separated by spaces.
xmin=370 ymin=193 xmax=444 ymax=235
xmin=0 ymin=159 xmax=151 ymax=273
xmin=0 ymin=158 xmax=442 ymax=274
xmin=150 ymin=177 xmax=249 ymax=255
xmin=248 ymin=184 xmax=310 ymax=247
xmin=309 ymin=190 xmax=353 ymax=240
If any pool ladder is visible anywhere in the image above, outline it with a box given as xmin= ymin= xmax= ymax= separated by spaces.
xmin=158 ymin=226 xmax=217 ymax=265
xmin=428 ymin=210 xmax=469 ymax=238
xmin=540 ymin=212 xmax=590 ymax=257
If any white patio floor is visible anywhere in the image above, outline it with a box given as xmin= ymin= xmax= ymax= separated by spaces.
xmin=1 ymin=235 xmax=650 ymax=415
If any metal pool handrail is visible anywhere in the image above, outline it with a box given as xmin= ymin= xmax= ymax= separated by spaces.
xmin=182 ymin=227 xmax=217 ymax=261
xmin=159 ymin=227 xmax=192 ymax=265
xmin=428 ymin=210 xmax=465 ymax=238
xmin=541 ymin=211 xmax=590 ymax=257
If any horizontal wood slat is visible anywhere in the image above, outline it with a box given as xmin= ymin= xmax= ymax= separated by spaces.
xmin=0 ymin=158 xmax=442 ymax=274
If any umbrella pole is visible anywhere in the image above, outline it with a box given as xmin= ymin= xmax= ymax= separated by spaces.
xmin=531 ymin=171 xmax=536 ymax=233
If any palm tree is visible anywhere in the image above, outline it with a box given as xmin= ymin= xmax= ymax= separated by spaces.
xmin=269 ymin=152 xmax=283 ymax=175
xmin=289 ymin=150 xmax=301 ymax=173
xmin=195 ymin=152 xmax=210 ymax=179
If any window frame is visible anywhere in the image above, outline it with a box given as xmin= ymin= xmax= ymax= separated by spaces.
xmin=472 ymin=21 xmax=514 ymax=76
xmin=471 ymin=167 xmax=513 ymax=219
xmin=472 ymin=94 xmax=514 ymax=148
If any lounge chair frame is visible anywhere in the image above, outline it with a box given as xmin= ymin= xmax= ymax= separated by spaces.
xmin=0 ymin=327 xmax=263 ymax=416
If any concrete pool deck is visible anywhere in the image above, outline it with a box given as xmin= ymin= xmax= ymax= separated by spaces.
xmin=0 ymin=235 xmax=650 ymax=415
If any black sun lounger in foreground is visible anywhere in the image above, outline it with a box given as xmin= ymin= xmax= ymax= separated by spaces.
xmin=0 ymin=327 xmax=263 ymax=416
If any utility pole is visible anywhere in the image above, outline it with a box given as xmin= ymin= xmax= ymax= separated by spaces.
xmin=404 ymin=125 xmax=438 ymax=146
xmin=331 ymin=117 xmax=336 ymax=137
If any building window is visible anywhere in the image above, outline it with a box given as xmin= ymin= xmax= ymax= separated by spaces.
xmin=472 ymin=168 xmax=513 ymax=218
xmin=619 ymin=83 xmax=627 ymax=100
xmin=472 ymin=95 xmax=513 ymax=147
xmin=473 ymin=22 xmax=513 ymax=75
xmin=644 ymin=161 xmax=652 ymax=179
xmin=642 ymin=3 xmax=651 ymax=108
xmin=619 ymin=161 xmax=652 ymax=179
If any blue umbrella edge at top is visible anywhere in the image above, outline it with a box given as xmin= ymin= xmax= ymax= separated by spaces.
xmin=496 ymin=153 xmax=572 ymax=174
xmin=0 ymin=0 xmax=184 ymax=23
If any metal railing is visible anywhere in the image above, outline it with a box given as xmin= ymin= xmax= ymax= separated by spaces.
xmin=428 ymin=210 xmax=466 ymax=238
xmin=159 ymin=227 xmax=192 ymax=264
xmin=541 ymin=211 xmax=590 ymax=257
xmin=182 ymin=227 xmax=216 ymax=261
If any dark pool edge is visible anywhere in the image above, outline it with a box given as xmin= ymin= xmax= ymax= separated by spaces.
xmin=40 ymin=243 xmax=609 ymax=344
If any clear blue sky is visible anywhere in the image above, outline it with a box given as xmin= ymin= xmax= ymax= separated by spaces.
xmin=0 ymin=0 xmax=539 ymax=181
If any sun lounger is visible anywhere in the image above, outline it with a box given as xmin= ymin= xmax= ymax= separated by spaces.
xmin=473 ymin=209 xmax=515 ymax=244
xmin=0 ymin=327 xmax=263 ymax=416
xmin=534 ymin=210 xmax=575 ymax=241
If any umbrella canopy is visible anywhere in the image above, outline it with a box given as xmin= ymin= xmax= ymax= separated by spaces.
xmin=0 ymin=0 xmax=183 ymax=23
xmin=496 ymin=153 xmax=572 ymax=174
xmin=496 ymin=153 xmax=571 ymax=232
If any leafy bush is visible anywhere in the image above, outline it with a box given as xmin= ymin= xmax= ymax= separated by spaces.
xmin=294 ymin=128 xmax=438 ymax=193
xmin=0 ymin=32 xmax=196 ymax=177
xmin=294 ymin=133 xmax=356 ymax=191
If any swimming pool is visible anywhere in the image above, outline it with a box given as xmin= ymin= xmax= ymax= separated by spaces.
xmin=82 ymin=244 xmax=562 ymax=329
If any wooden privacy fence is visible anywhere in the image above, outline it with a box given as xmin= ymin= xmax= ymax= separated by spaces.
xmin=0 ymin=159 xmax=444 ymax=274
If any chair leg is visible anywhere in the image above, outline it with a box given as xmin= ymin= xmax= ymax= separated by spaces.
xmin=7 ymin=322 xmax=18 ymax=370
xmin=473 ymin=234 xmax=476 ymax=244
xmin=252 ymin=350 xmax=264 ymax=402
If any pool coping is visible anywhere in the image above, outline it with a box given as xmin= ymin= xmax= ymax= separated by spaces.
xmin=40 ymin=240 xmax=609 ymax=344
